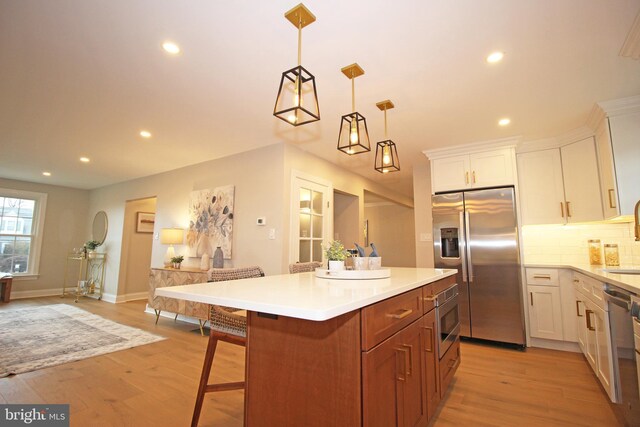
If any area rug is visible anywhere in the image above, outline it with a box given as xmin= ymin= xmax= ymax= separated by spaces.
xmin=0 ymin=304 xmax=165 ymax=377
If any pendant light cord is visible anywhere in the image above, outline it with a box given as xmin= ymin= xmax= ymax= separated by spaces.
xmin=351 ymin=71 xmax=356 ymax=112
xmin=297 ymin=19 xmax=302 ymax=66
xmin=384 ymin=107 xmax=388 ymax=139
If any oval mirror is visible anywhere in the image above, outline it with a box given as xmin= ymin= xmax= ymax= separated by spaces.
xmin=92 ymin=211 xmax=108 ymax=245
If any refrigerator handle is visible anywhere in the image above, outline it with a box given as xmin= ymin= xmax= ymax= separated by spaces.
xmin=465 ymin=211 xmax=473 ymax=282
xmin=458 ymin=212 xmax=467 ymax=282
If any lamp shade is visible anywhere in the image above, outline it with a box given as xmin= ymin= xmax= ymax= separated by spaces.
xmin=160 ymin=228 xmax=184 ymax=245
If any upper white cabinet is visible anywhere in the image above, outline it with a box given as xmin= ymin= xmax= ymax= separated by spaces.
xmin=430 ymin=147 xmax=515 ymax=193
xmin=517 ymin=137 xmax=603 ymax=225
xmin=593 ymin=101 xmax=640 ymax=217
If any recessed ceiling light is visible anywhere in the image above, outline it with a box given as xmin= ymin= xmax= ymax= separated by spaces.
xmin=140 ymin=130 xmax=152 ymax=138
xmin=80 ymin=157 xmax=90 ymax=163
xmin=162 ymin=41 xmax=181 ymax=55
xmin=498 ymin=118 xmax=511 ymax=126
xmin=42 ymin=171 xmax=51 ymax=177
xmin=486 ymin=51 xmax=504 ymax=63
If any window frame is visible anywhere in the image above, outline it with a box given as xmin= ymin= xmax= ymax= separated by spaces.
xmin=0 ymin=188 xmax=48 ymax=279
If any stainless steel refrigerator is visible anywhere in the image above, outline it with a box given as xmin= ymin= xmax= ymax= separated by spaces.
xmin=432 ymin=187 xmax=525 ymax=346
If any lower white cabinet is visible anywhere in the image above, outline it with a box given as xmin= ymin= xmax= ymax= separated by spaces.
xmin=572 ymin=275 xmax=616 ymax=402
xmin=528 ymin=285 xmax=563 ymax=340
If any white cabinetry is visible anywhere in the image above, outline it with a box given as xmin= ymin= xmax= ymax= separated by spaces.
xmin=593 ymin=106 xmax=640 ymax=217
xmin=429 ymin=148 xmax=515 ymax=193
xmin=517 ymin=137 xmax=603 ymax=225
xmin=572 ymin=272 xmax=616 ymax=402
xmin=528 ymin=285 xmax=563 ymax=340
xmin=525 ymin=268 xmax=574 ymax=342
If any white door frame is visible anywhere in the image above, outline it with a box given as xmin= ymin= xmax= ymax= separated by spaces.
xmin=289 ymin=170 xmax=333 ymax=265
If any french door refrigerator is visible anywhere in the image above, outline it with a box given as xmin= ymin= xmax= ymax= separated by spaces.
xmin=432 ymin=187 xmax=525 ymax=346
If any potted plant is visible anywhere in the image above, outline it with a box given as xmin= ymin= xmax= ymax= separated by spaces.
xmin=85 ymin=240 xmax=101 ymax=258
xmin=324 ymin=240 xmax=349 ymax=271
xmin=171 ymin=255 xmax=184 ymax=269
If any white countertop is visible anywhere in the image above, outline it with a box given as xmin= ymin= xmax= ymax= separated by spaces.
xmin=525 ymin=263 xmax=640 ymax=294
xmin=154 ymin=267 xmax=457 ymax=321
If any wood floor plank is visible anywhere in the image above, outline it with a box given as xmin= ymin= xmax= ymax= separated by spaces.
xmin=0 ymin=297 xmax=622 ymax=426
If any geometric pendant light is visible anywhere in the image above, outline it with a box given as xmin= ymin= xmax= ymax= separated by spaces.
xmin=374 ymin=100 xmax=400 ymax=173
xmin=337 ymin=63 xmax=371 ymax=155
xmin=273 ymin=3 xmax=320 ymax=126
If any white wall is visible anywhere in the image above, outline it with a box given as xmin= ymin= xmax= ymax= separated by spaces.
xmin=117 ymin=197 xmax=156 ymax=299
xmin=334 ymin=192 xmax=359 ymax=248
xmin=0 ymin=178 xmax=89 ymax=297
xmin=412 ymin=162 xmax=435 ymax=267
xmin=88 ymin=144 xmax=286 ymax=297
xmin=364 ymin=202 xmax=416 ymax=267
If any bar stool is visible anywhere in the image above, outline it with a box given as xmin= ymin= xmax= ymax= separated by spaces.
xmin=288 ymin=261 xmax=322 ymax=274
xmin=191 ymin=266 xmax=265 ymax=427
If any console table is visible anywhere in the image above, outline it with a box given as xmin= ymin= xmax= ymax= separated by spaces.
xmin=62 ymin=252 xmax=106 ymax=302
xmin=148 ymin=267 xmax=210 ymax=335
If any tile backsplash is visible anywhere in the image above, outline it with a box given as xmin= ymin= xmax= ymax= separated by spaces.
xmin=521 ymin=221 xmax=640 ymax=266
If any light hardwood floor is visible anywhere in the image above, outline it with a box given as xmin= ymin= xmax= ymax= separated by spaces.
xmin=0 ymin=297 xmax=621 ymax=426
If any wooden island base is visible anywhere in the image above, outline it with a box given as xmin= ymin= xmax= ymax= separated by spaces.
xmin=244 ymin=275 xmax=460 ymax=427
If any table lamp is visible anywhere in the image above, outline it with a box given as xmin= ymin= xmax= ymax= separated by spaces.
xmin=160 ymin=228 xmax=184 ymax=267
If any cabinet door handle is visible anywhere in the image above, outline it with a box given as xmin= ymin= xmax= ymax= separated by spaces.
xmin=395 ymin=347 xmax=408 ymax=381
xmin=576 ymin=300 xmax=582 ymax=317
xmin=423 ymin=295 xmax=437 ymax=302
xmin=566 ymin=201 xmax=572 ymax=218
xmin=530 ymin=292 xmax=534 ymax=306
xmin=472 ymin=171 xmax=476 ymax=184
xmin=585 ymin=309 xmax=595 ymax=331
xmin=560 ymin=202 xmax=565 ymax=218
xmin=402 ymin=344 xmax=413 ymax=376
xmin=573 ymin=279 xmax=580 ymax=283
xmin=387 ymin=308 xmax=413 ymax=319
xmin=465 ymin=171 xmax=469 ymax=184
xmin=608 ymin=189 xmax=617 ymax=209
xmin=533 ymin=274 xmax=551 ymax=279
xmin=422 ymin=325 xmax=434 ymax=353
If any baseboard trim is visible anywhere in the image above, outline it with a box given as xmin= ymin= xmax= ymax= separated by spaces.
xmin=100 ymin=292 xmax=149 ymax=304
xmin=10 ymin=288 xmax=64 ymax=299
xmin=530 ymin=337 xmax=581 ymax=353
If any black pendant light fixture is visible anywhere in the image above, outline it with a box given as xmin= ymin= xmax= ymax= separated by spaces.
xmin=374 ymin=100 xmax=400 ymax=173
xmin=273 ymin=3 xmax=320 ymax=126
xmin=337 ymin=63 xmax=370 ymax=155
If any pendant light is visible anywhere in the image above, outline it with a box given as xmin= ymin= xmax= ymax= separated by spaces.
xmin=337 ymin=63 xmax=370 ymax=155
xmin=374 ymin=100 xmax=400 ymax=173
xmin=273 ymin=3 xmax=320 ymax=126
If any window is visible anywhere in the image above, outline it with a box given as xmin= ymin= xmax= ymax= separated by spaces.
xmin=0 ymin=189 xmax=47 ymax=277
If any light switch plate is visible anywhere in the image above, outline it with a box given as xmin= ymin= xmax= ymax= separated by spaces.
xmin=420 ymin=233 xmax=432 ymax=242
xmin=268 ymin=228 xmax=276 ymax=240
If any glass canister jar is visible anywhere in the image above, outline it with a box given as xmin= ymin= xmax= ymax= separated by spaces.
xmin=604 ymin=244 xmax=620 ymax=267
xmin=588 ymin=239 xmax=602 ymax=265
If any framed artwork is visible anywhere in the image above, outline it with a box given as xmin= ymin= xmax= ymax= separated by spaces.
xmin=186 ymin=185 xmax=234 ymax=259
xmin=136 ymin=212 xmax=155 ymax=233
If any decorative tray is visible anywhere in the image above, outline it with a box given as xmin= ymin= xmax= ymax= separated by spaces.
xmin=314 ymin=268 xmax=391 ymax=280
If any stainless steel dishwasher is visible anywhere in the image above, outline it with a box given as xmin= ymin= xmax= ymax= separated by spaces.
xmin=604 ymin=284 xmax=640 ymax=426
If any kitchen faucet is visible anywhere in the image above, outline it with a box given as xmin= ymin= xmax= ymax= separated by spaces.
xmin=635 ymin=199 xmax=640 ymax=241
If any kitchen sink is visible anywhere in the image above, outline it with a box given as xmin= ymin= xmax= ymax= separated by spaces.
xmin=601 ymin=268 xmax=640 ymax=275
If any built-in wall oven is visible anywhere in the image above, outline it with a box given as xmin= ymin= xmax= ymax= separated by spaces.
xmin=436 ymin=283 xmax=460 ymax=358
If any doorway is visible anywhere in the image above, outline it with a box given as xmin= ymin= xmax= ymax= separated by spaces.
xmin=118 ymin=196 xmax=157 ymax=301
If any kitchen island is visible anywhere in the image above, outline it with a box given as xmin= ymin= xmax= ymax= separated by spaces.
xmin=156 ymin=267 xmax=459 ymax=426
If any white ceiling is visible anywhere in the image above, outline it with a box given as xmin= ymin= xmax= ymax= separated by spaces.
xmin=1 ymin=0 xmax=639 ymax=197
